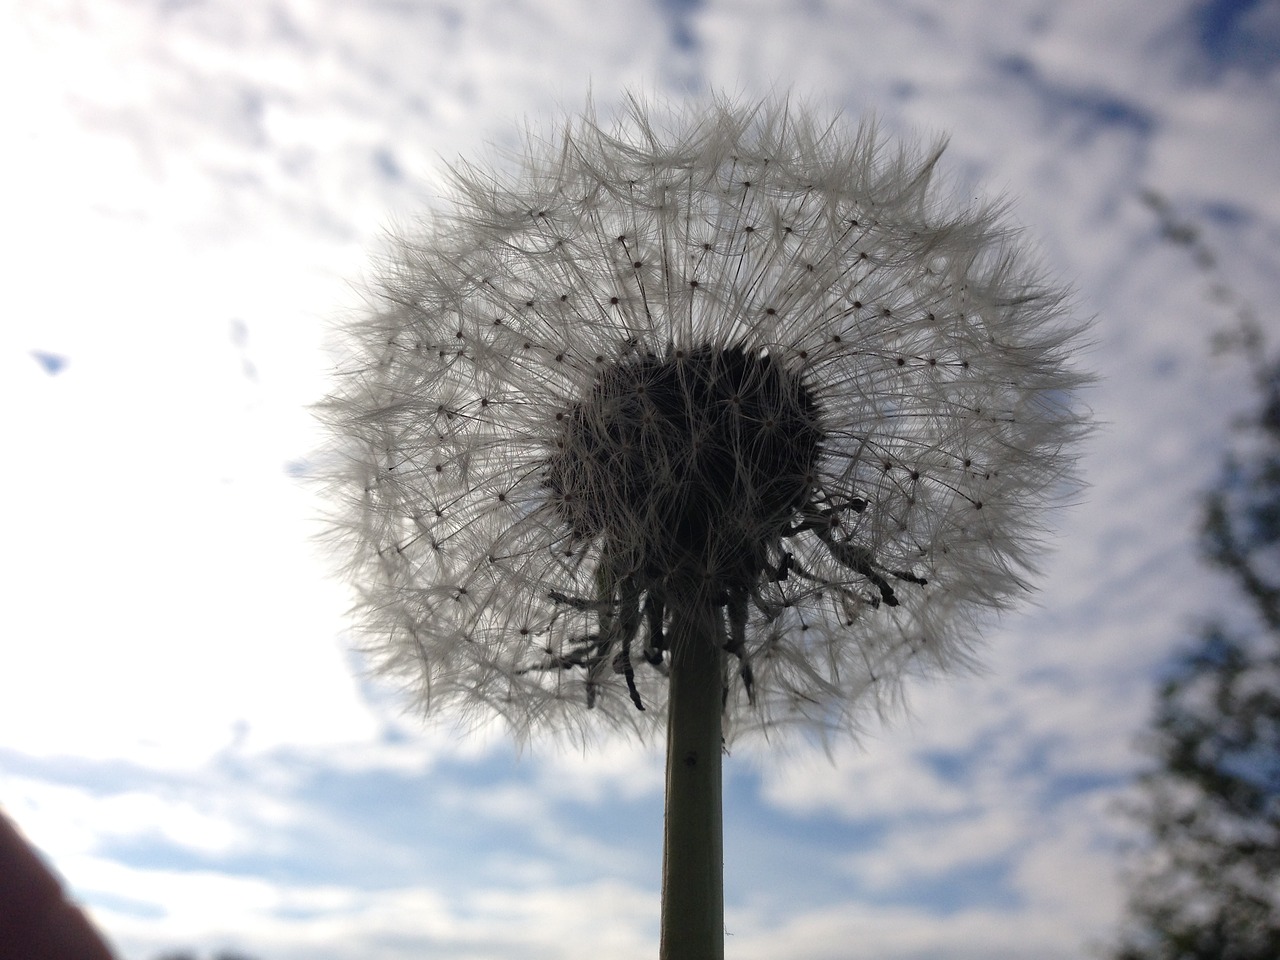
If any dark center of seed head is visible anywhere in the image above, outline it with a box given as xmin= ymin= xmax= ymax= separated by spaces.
xmin=547 ymin=344 xmax=822 ymax=592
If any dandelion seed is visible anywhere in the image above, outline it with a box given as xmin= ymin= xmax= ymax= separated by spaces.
xmin=320 ymin=94 xmax=1087 ymax=740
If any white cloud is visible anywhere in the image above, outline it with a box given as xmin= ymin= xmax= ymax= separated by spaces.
xmin=726 ymin=897 xmax=1104 ymax=960
xmin=87 ymin=857 xmax=662 ymax=960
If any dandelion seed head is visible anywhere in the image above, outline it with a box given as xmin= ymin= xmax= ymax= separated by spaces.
xmin=318 ymin=93 xmax=1092 ymax=743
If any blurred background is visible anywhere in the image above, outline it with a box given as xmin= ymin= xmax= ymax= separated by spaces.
xmin=2 ymin=1 xmax=1278 ymax=958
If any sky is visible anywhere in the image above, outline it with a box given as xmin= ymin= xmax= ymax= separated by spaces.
xmin=2 ymin=0 xmax=1278 ymax=958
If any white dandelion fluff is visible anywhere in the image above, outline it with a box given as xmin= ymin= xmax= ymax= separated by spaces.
xmin=318 ymin=94 xmax=1091 ymax=745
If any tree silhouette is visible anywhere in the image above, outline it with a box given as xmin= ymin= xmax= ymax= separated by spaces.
xmin=1112 ymin=344 xmax=1280 ymax=958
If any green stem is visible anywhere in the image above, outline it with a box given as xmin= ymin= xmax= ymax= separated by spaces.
xmin=660 ymin=600 xmax=725 ymax=960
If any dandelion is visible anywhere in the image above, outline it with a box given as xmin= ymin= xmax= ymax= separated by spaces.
xmin=318 ymin=93 xmax=1090 ymax=959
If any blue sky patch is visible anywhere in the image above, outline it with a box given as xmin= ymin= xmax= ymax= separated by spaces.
xmin=31 ymin=351 xmax=68 ymax=375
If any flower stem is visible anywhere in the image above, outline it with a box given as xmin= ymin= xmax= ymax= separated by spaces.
xmin=660 ymin=600 xmax=725 ymax=960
